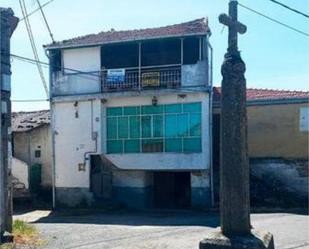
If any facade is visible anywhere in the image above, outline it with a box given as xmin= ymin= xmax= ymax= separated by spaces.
xmin=12 ymin=111 xmax=52 ymax=190
xmin=213 ymin=87 xmax=309 ymax=203
xmin=44 ymin=18 xmax=213 ymax=208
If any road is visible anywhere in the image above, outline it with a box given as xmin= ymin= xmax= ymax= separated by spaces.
xmin=14 ymin=210 xmax=309 ymax=249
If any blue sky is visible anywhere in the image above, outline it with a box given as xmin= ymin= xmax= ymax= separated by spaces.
xmin=2 ymin=0 xmax=309 ymax=111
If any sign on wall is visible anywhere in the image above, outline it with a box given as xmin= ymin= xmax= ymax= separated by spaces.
xmin=107 ymin=69 xmax=125 ymax=83
xmin=142 ymin=72 xmax=160 ymax=87
xmin=300 ymin=107 xmax=309 ymax=132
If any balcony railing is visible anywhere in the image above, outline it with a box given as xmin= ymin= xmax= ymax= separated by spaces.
xmin=101 ymin=65 xmax=181 ymax=92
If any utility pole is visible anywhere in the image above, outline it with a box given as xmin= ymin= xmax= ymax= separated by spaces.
xmin=0 ymin=7 xmax=18 ymax=243
xmin=199 ymin=1 xmax=274 ymax=248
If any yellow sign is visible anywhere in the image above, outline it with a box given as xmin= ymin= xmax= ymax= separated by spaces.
xmin=142 ymin=72 xmax=160 ymax=86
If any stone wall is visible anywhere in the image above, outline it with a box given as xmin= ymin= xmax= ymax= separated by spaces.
xmin=250 ymin=158 xmax=308 ymax=206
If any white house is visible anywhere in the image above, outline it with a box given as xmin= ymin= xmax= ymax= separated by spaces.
xmin=44 ymin=18 xmax=213 ymax=208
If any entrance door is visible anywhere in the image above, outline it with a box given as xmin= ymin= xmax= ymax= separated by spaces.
xmin=213 ymin=114 xmax=220 ymax=204
xmin=153 ymin=172 xmax=191 ymax=208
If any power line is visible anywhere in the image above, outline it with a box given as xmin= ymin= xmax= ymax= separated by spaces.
xmin=9 ymin=53 xmax=101 ymax=82
xmin=268 ymin=0 xmax=309 ymax=19
xmin=238 ymin=2 xmax=309 ymax=37
xmin=19 ymin=0 xmax=49 ymax=97
xmin=19 ymin=0 xmax=55 ymax=22
xmin=36 ymin=0 xmax=55 ymax=42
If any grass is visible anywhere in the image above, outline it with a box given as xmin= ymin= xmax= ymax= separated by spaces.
xmin=11 ymin=220 xmax=44 ymax=248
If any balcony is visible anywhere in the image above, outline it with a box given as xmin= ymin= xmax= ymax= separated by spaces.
xmin=101 ymin=65 xmax=181 ymax=92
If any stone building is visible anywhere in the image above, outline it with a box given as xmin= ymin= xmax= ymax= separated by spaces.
xmin=44 ymin=18 xmax=213 ymax=208
xmin=11 ymin=110 xmax=52 ymax=193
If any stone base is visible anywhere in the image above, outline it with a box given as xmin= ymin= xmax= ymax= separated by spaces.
xmin=1 ymin=231 xmax=14 ymax=243
xmin=199 ymin=229 xmax=274 ymax=249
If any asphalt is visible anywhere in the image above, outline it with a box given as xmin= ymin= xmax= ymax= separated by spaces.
xmin=14 ymin=210 xmax=309 ymax=249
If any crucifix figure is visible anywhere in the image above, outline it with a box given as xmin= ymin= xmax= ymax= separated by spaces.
xmin=200 ymin=1 xmax=274 ymax=248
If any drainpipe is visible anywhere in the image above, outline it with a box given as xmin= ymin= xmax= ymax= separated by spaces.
xmin=83 ymin=100 xmax=98 ymax=171
xmin=207 ymin=36 xmax=214 ymax=207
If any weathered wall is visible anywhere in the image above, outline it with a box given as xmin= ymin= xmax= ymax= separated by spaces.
xmin=214 ymin=103 xmax=309 ymax=159
xmin=103 ymin=92 xmax=210 ymax=171
xmin=191 ymin=170 xmax=210 ymax=207
xmin=53 ymin=47 xmax=101 ymax=96
xmin=53 ymin=99 xmax=102 ymax=189
xmin=11 ymin=157 xmax=28 ymax=189
xmin=251 ymin=159 xmax=308 ymax=204
xmin=13 ymin=124 xmax=52 ymax=188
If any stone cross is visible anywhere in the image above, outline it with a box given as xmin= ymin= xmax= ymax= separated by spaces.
xmin=219 ymin=0 xmax=251 ymax=236
xmin=200 ymin=1 xmax=274 ymax=247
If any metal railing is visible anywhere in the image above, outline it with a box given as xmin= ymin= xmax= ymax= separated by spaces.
xmin=101 ymin=65 xmax=181 ymax=92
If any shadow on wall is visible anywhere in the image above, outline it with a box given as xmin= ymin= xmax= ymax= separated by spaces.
xmin=250 ymin=158 xmax=308 ymax=208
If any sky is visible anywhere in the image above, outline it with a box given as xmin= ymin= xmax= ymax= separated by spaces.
xmin=1 ymin=0 xmax=309 ymax=111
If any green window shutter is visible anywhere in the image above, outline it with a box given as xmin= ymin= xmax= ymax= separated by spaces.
xmin=164 ymin=104 xmax=182 ymax=113
xmin=165 ymin=138 xmax=182 ymax=152
xmin=142 ymin=116 xmax=152 ymax=138
xmin=177 ymin=113 xmax=189 ymax=137
xmin=190 ymin=113 xmax=202 ymax=136
xmin=183 ymin=102 xmax=201 ymax=113
xmin=124 ymin=139 xmax=140 ymax=153
xmin=129 ymin=116 xmax=140 ymax=138
xmin=107 ymin=107 xmax=123 ymax=116
xmin=165 ymin=114 xmax=177 ymax=138
xmin=118 ymin=117 xmax=128 ymax=139
xmin=183 ymin=138 xmax=201 ymax=153
xmin=107 ymin=140 xmax=123 ymax=153
xmin=107 ymin=117 xmax=117 ymax=139
xmin=153 ymin=115 xmax=163 ymax=137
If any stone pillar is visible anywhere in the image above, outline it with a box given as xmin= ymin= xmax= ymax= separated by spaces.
xmin=220 ymin=52 xmax=250 ymax=235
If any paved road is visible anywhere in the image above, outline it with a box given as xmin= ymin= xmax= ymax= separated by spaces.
xmin=14 ymin=210 xmax=309 ymax=249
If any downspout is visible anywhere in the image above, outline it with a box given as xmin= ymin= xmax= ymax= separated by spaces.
xmin=207 ymin=37 xmax=214 ymax=207
xmin=83 ymin=100 xmax=98 ymax=170
xmin=45 ymin=49 xmax=56 ymax=209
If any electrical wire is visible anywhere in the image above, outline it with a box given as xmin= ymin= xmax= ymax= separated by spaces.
xmin=19 ymin=0 xmax=49 ymax=97
xmin=19 ymin=0 xmax=55 ymax=22
xmin=238 ymin=2 xmax=309 ymax=37
xmin=36 ymin=0 xmax=55 ymax=42
xmin=268 ymin=0 xmax=309 ymax=19
xmin=9 ymin=53 xmax=101 ymax=82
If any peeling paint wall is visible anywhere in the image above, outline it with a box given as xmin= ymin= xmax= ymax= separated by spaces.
xmin=13 ymin=124 xmax=52 ymax=187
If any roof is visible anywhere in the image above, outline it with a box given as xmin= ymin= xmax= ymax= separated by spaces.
xmin=213 ymin=87 xmax=309 ymax=103
xmin=44 ymin=18 xmax=210 ymax=50
xmin=12 ymin=110 xmax=50 ymax=133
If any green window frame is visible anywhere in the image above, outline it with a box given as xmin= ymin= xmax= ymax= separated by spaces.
xmin=106 ymin=102 xmax=202 ymax=154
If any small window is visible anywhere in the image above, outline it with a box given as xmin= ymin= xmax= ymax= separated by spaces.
xmin=35 ymin=150 xmax=41 ymax=158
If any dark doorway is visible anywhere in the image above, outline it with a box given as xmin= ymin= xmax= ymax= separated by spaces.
xmin=153 ymin=172 xmax=191 ymax=208
xmin=212 ymin=114 xmax=221 ymax=204
xmin=90 ymin=155 xmax=112 ymax=199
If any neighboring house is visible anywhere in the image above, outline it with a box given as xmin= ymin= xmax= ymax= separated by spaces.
xmin=213 ymin=87 xmax=309 ymax=203
xmin=44 ymin=18 xmax=213 ymax=208
xmin=11 ymin=110 xmax=52 ymax=192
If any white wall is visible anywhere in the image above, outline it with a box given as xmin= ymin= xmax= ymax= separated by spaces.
xmin=53 ymin=99 xmax=102 ymax=188
xmin=63 ymin=47 xmax=101 ymax=73
xmin=12 ymin=157 xmax=29 ymax=189
xmin=54 ymin=47 xmax=101 ymax=96
xmin=102 ymin=92 xmax=210 ymax=170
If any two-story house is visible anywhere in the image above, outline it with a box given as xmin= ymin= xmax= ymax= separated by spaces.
xmin=44 ymin=18 xmax=213 ymax=208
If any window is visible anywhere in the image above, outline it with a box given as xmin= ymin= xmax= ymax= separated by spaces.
xmin=106 ymin=102 xmax=202 ymax=153
xmin=34 ymin=150 xmax=41 ymax=158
